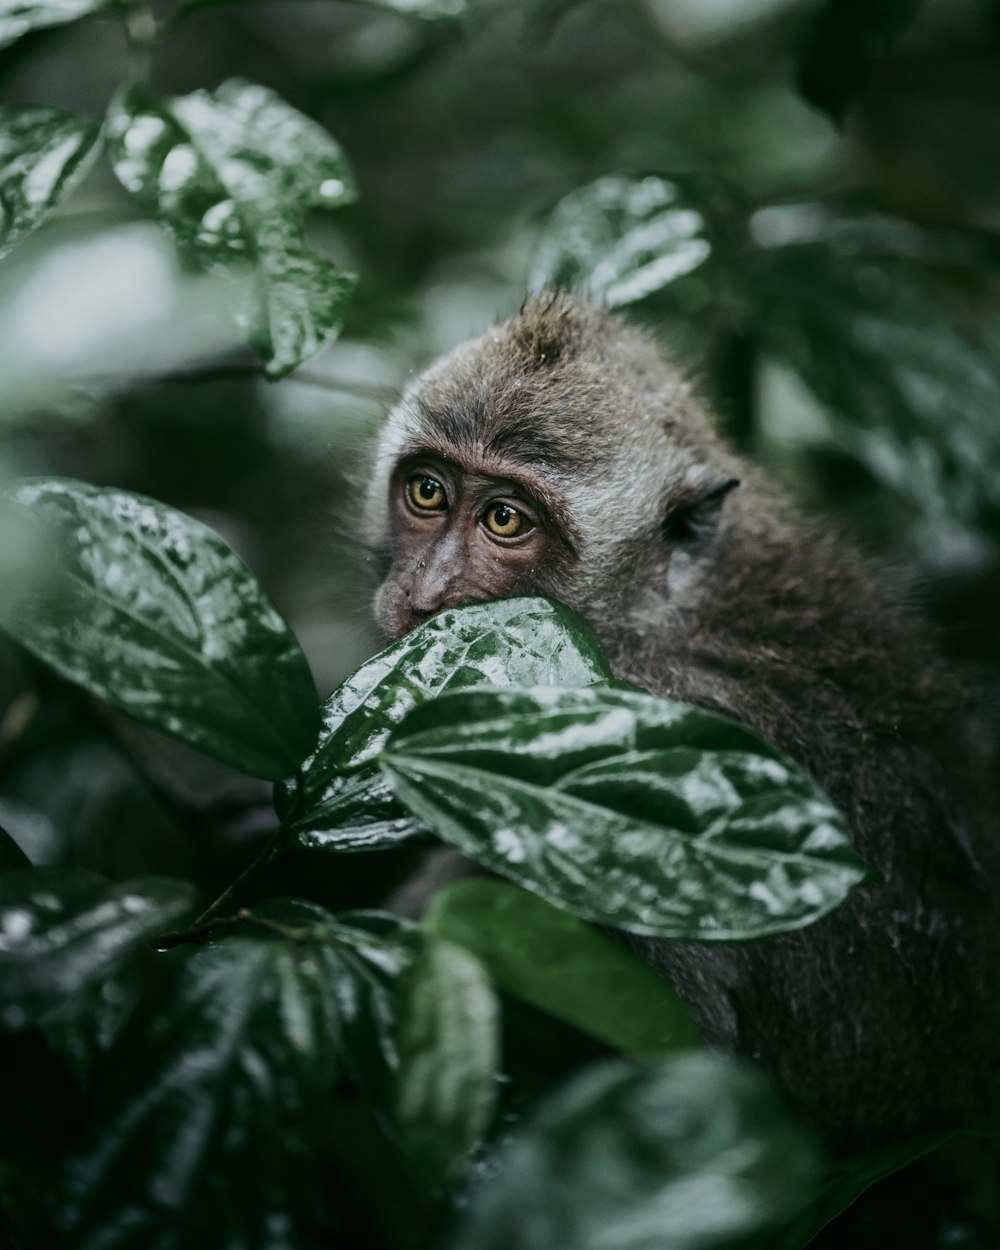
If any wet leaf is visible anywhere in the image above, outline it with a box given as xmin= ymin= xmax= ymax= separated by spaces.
xmin=59 ymin=920 xmax=343 ymax=1250
xmin=0 ymin=105 xmax=102 ymax=259
xmin=529 ymin=175 xmax=716 ymax=308
xmin=0 ymin=478 xmax=320 ymax=780
xmin=754 ymin=245 xmax=1000 ymax=534
xmin=311 ymin=906 xmax=499 ymax=1193
xmin=799 ymin=0 xmax=926 ymax=124
xmin=382 ymin=685 xmax=870 ymax=940
xmin=0 ymin=0 xmax=118 ymax=48
xmin=425 ymin=879 xmax=700 ymax=1061
xmin=0 ymin=869 xmax=196 ymax=1031
xmin=0 ymin=822 xmax=29 ymax=870
xmin=107 ymin=80 xmax=357 ymax=378
xmin=279 ymin=597 xmax=612 ymax=851
xmin=450 ymin=1054 xmax=820 ymax=1250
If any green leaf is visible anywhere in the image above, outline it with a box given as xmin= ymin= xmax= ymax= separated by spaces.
xmin=754 ymin=244 xmax=1000 ymax=534
xmin=0 ymin=822 xmax=29 ymax=870
xmin=765 ymin=1132 xmax=954 ymax=1250
xmin=425 ymin=880 xmax=700 ymax=1061
xmin=59 ymin=922 xmax=343 ymax=1250
xmin=279 ymin=597 xmax=613 ymax=852
xmin=0 ymin=478 xmax=320 ymax=780
xmin=529 ymin=175 xmax=716 ymax=308
xmin=382 ymin=685 xmax=870 ymax=940
xmin=450 ymin=1054 xmax=820 ymax=1250
xmin=311 ymin=906 xmax=499 ymax=1192
xmin=172 ymin=0 xmax=465 ymax=19
xmin=0 ymin=0 xmax=119 ymax=49
xmin=799 ymin=0 xmax=927 ymax=124
xmin=107 ymin=80 xmax=357 ymax=378
xmin=0 ymin=105 xmax=101 ymax=259
xmin=0 ymin=869 xmax=196 ymax=1031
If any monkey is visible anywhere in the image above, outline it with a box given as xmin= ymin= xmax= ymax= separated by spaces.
xmin=364 ymin=291 xmax=1000 ymax=1160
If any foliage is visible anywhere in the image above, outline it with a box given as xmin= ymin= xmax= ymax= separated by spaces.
xmin=0 ymin=0 xmax=997 ymax=1246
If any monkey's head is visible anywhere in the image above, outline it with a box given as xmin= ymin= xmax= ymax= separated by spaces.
xmin=366 ymin=293 xmax=741 ymax=641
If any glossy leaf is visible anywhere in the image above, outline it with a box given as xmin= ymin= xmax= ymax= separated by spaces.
xmin=0 ymin=105 xmax=101 ymax=259
xmin=0 ymin=869 xmax=196 ymax=1031
xmin=529 ymin=175 xmax=714 ymax=308
xmin=107 ymin=80 xmax=357 ymax=378
xmin=280 ymin=597 xmax=613 ymax=851
xmin=59 ymin=921 xmax=343 ymax=1250
xmin=0 ymin=822 xmax=29 ymax=870
xmin=383 ymin=685 xmax=870 ymax=940
xmin=312 ymin=906 xmax=499 ymax=1192
xmin=450 ymin=1054 xmax=820 ymax=1250
xmin=425 ymin=879 xmax=700 ymax=1061
xmin=0 ymin=479 xmax=320 ymax=780
xmin=0 ymin=0 xmax=118 ymax=48
xmin=754 ymin=246 xmax=1000 ymax=533
xmin=799 ymin=0 xmax=926 ymax=124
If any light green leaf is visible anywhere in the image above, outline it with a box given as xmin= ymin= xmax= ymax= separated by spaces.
xmin=0 ymin=105 xmax=101 ymax=259
xmin=530 ymin=175 xmax=715 ymax=308
xmin=383 ymin=685 xmax=870 ymax=940
xmin=279 ymin=597 xmax=613 ymax=851
xmin=425 ymin=879 xmax=700 ymax=1061
xmin=0 ymin=478 xmax=320 ymax=780
xmin=0 ymin=0 xmax=118 ymax=49
xmin=0 ymin=869 xmax=196 ymax=1030
xmin=450 ymin=1055 xmax=820 ymax=1250
xmin=107 ymin=80 xmax=357 ymax=378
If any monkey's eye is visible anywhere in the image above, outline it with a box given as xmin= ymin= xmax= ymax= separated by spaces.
xmin=484 ymin=502 xmax=529 ymax=538
xmin=407 ymin=474 xmax=447 ymax=511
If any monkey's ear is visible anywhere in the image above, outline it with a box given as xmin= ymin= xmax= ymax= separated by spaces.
xmin=661 ymin=472 xmax=740 ymax=548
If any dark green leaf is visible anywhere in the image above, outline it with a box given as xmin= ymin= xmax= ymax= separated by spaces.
xmin=107 ymin=80 xmax=357 ymax=378
xmin=0 ymin=822 xmax=29 ymax=869
xmin=0 ymin=105 xmax=101 ymax=259
xmin=0 ymin=869 xmax=196 ymax=1031
xmin=0 ymin=0 xmax=119 ymax=49
xmin=280 ymin=597 xmax=612 ymax=852
xmin=309 ymin=906 xmax=499 ymax=1193
xmin=799 ymin=0 xmax=927 ymax=124
xmin=529 ymin=175 xmax=715 ymax=308
xmin=173 ymin=0 xmax=465 ymax=19
xmin=382 ymin=685 xmax=870 ymax=940
xmin=59 ymin=918 xmax=343 ymax=1250
xmin=765 ymin=1132 xmax=954 ymax=1250
xmin=0 ymin=479 xmax=320 ymax=780
xmin=425 ymin=879 xmax=700 ymax=1061
xmin=754 ymin=245 xmax=1000 ymax=534
xmin=450 ymin=1054 xmax=820 ymax=1250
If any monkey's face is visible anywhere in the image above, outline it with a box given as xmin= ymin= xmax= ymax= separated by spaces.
xmin=374 ymin=449 xmax=572 ymax=639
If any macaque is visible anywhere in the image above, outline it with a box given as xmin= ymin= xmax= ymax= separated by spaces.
xmin=366 ymin=292 xmax=998 ymax=1153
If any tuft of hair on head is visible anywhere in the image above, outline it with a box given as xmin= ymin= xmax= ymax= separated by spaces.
xmin=507 ymin=290 xmax=599 ymax=372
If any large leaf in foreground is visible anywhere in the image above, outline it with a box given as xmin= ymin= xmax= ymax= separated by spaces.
xmin=0 ymin=479 xmax=320 ymax=779
xmin=107 ymin=80 xmax=357 ymax=378
xmin=0 ymin=0 xmax=118 ymax=49
xmin=0 ymin=105 xmax=101 ymax=259
xmin=425 ymin=880 xmax=700 ymax=1061
xmin=450 ymin=1055 xmax=819 ymax=1250
xmin=60 ymin=925 xmax=343 ymax=1250
xmin=383 ymin=686 xmax=870 ymax=939
xmin=0 ymin=869 xmax=195 ymax=1030
xmin=529 ymin=175 xmax=715 ymax=309
xmin=309 ymin=906 xmax=498 ymax=1193
xmin=279 ymin=597 xmax=612 ymax=851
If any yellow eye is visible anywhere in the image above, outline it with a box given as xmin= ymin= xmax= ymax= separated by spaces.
xmin=407 ymin=474 xmax=447 ymax=511
xmin=484 ymin=502 xmax=527 ymax=538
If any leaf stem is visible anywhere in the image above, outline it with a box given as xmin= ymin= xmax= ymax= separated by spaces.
xmin=180 ymin=824 xmax=292 ymax=936
xmin=124 ymin=0 xmax=158 ymax=86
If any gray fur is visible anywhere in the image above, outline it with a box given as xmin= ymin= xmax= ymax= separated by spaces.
xmin=368 ymin=293 xmax=1000 ymax=1150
